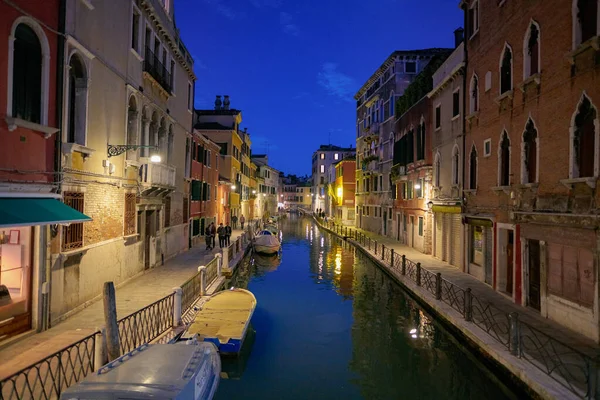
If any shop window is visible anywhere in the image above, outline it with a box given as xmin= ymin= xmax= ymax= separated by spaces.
xmin=63 ymin=192 xmax=84 ymax=251
xmin=124 ymin=193 xmax=136 ymax=235
xmin=469 ymin=226 xmax=484 ymax=266
xmin=547 ymin=243 xmax=595 ymax=307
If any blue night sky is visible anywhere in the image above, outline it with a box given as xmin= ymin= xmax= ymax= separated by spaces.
xmin=174 ymin=0 xmax=462 ymax=176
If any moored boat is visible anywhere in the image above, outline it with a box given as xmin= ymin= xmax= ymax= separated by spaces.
xmin=60 ymin=339 xmax=221 ymax=399
xmin=180 ymin=288 xmax=257 ymax=356
xmin=253 ymin=229 xmax=281 ymax=255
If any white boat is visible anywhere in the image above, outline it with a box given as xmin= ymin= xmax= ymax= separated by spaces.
xmin=253 ymin=230 xmax=281 ymax=255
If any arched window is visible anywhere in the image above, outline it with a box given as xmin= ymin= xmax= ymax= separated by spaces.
xmin=499 ymin=131 xmax=511 ymax=186
xmin=158 ymin=117 xmax=168 ymax=159
xmin=469 ymin=145 xmax=477 ymax=190
xmin=500 ymin=45 xmax=513 ymax=94
xmin=126 ymin=96 xmax=139 ymax=161
xmin=574 ymin=0 xmax=598 ymax=46
xmin=470 ymin=74 xmax=479 ymax=114
xmin=12 ymin=24 xmax=42 ymax=123
xmin=434 ymin=152 xmax=441 ymax=188
xmin=524 ymin=22 xmax=540 ymax=78
xmin=452 ymin=145 xmax=460 ymax=185
xmin=67 ymin=54 xmax=88 ymax=145
xmin=522 ymin=119 xmax=538 ymax=184
xmin=573 ymin=95 xmax=597 ymax=178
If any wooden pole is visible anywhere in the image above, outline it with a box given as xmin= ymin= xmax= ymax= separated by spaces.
xmin=103 ymin=282 xmax=120 ymax=362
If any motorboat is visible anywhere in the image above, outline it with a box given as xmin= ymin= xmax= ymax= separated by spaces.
xmin=180 ymin=288 xmax=257 ymax=356
xmin=253 ymin=229 xmax=281 ymax=255
xmin=60 ymin=339 xmax=221 ymax=399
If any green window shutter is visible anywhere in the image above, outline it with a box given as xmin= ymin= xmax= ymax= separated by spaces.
xmin=191 ymin=180 xmax=201 ymax=200
xmin=202 ymin=182 xmax=208 ymax=201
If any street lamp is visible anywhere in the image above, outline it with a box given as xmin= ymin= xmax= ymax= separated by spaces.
xmin=427 ymin=201 xmax=433 ymax=210
xmin=231 ymin=185 xmax=237 ymax=190
xmin=252 ymin=190 xmax=257 ymax=194
xmin=107 ymin=144 xmax=161 ymax=162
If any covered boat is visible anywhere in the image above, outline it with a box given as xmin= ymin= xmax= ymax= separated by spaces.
xmin=253 ymin=229 xmax=281 ymax=255
xmin=180 ymin=288 xmax=257 ymax=356
xmin=60 ymin=340 xmax=220 ymax=400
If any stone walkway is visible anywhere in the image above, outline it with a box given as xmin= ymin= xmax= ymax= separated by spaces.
xmin=0 ymin=229 xmax=245 ymax=379
xmin=318 ymin=218 xmax=598 ymax=399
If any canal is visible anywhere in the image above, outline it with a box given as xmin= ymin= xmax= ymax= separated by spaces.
xmin=215 ymin=215 xmax=520 ymax=400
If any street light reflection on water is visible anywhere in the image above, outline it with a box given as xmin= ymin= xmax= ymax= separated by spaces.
xmin=217 ymin=216 xmax=520 ymax=400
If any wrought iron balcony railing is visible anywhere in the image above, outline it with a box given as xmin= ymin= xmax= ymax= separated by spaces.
xmin=144 ymin=47 xmax=172 ymax=93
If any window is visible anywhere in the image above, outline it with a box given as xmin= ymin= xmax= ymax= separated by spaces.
xmin=405 ymin=62 xmax=416 ymax=73
xmin=191 ymin=180 xmax=201 ymax=200
xmin=416 ymin=178 xmax=423 ymax=198
xmin=334 ymin=153 xmax=339 ymax=160
xmin=164 ymin=196 xmax=171 ymax=227
xmin=470 ymin=225 xmax=484 ymax=266
xmin=418 ymin=217 xmax=424 ymax=236
xmin=63 ymin=192 xmax=84 ymax=251
xmin=452 ymin=89 xmax=460 ymax=118
xmin=11 ymin=23 xmax=44 ymax=124
xmin=170 ymin=59 xmax=175 ymax=91
xmin=124 ymin=193 xmax=136 ymax=235
xmin=484 ymin=139 xmax=492 ymax=157
xmin=575 ymin=0 xmax=598 ymax=46
xmin=470 ymin=74 xmax=479 ymax=113
xmin=468 ymin=0 xmax=479 ymax=38
xmin=434 ymin=153 xmax=441 ymax=187
xmin=207 ymin=184 xmax=211 ymax=201
xmin=452 ymin=146 xmax=460 ymax=185
xmin=524 ymin=22 xmax=540 ymax=78
xmin=499 ymin=131 xmax=511 ymax=186
xmin=131 ymin=8 xmax=140 ymax=52
xmin=500 ymin=45 xmax=513 ymax=94
xmin=523 ymin=119 xmax=538 ymax=184
xmin=416 ymin=120 xmax=425 ymax=160
xmin=187 ymin=82 xmax=192 ymax=110
xmin=320 ymin=165 xmax=325 ymax=173
xmin=572 ymin=95 xmax=597 ymax=178
xmin=469 ymin=145 xmax=478 ymax=190
xmin=66 ymin=55 xmax=88 ymax=145
xmin=320 ymin=153 xmax=325 ymax=160
xmin=547 ymin=243 xmax=594 ymax=307
xmin=435 ymin=105 xmax=441 ymax=129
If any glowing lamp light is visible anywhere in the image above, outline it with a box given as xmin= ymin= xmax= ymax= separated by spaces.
xmin=414 ymin=183 xmax=421 ymax=189
xmin=336 ymin=187 xmax=343 ymax=198
xmin=150 ymin=154 xmax=161 ymax=163
xmin=231 ymin=185 xmax=237 ymax=190
xmin=252 ymin=190 xmax=257 ymax=194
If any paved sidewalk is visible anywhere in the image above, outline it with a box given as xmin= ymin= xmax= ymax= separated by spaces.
xmin=0 ymin=229 xmax=245 ymax=379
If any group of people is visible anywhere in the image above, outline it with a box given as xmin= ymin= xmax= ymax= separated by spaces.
xmin=315 ymin=208 xmax=326 ymax=219
xmin=203 ymin=215 xmax=247 ymax=250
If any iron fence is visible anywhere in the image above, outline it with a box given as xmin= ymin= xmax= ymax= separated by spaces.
xmin=118 ymin=292 xmax=174 ymax=354
xmin=315 ymin=216 xmax=596 ymax=399
xmin=0 ymin=332 xmax=96 ymax=400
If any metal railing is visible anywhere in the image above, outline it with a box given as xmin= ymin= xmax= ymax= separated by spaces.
xmin=314 ymin=216 xmax=597 ymax=399
xmin=204 ymin=257 xmax=219 ymax=289
xmin=143 ymin=47 xmax=172 ymax=93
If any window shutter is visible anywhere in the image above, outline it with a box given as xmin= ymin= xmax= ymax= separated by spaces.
xmin=191 ymin=180 xmax=201 ymax=200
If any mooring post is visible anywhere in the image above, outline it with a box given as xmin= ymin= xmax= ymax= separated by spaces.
xmin=381 ymin=244 xmax=385 ymax=260
xmin=172 ymin=287 xmax=182 ymax=327
xmin=435 ymin=273 xmax=442 ymax=300
xmin=464 ymin=288 xmax=473 ymax=321
xmin=416 ymin=263 xmax=422 ymax=286
xmin=401 ymin=255 xmax=406 ymax=275
xmin=390 ymin=249 xmax=395 ymax=268
xmin=94 ymin=327 xmax=108 ymax=371
xmin=102 ymin=282 xmax=120 ymax=362
xmin=509 ymin=312 xmax=521 ymax=356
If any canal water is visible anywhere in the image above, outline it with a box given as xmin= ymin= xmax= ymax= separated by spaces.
xmin=215 ymin=215 xmax=519 ymax=400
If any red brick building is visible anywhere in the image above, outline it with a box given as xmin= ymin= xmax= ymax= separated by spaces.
xmin=462 ymin=0 xmax=600 ymax=341
xmin=0 ymin=0 xmax=90 ymax=341
xmin=392 ymin=51 xmax=451 ymax=254
xmin=190 ymin=132 xmax=220 ymax=245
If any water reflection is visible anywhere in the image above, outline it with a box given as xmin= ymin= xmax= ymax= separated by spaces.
xmin=217 ymin=216 xmax=518 ymax=400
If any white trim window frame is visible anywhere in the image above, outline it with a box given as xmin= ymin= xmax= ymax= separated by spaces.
xmin=497 ymin=130 xmax=512 ymax=186
xmin=571 ymin=0 xmax=600 ymax=50
xmin=63 ymin=48 xmax=92 ymax=147
xmin=469 ymin=73 xmax=479 ymax=114
xmin=483 ymin=138 xmax=492 ymax=157
xmin=520 ymin=116 xmax=540 ymax=184
xmin=434 ymin=103 xmax=442 ymax=131
xmin=187 ymin=81 xmax=193 ymax=112
xmin=523 ymin=20 xmax=541 ymax=79
xmin=468 ymin=0 xmax=480 ymax=40
xmin=452 ymin=87 xmax=461 ymax=120
xmin=130 ymin=2 xmax=143 ymax=60
xmin=452 ymin=144 xmax=461 ymax=186
xmin=499 ymin=43 xmax=514 ymax=95
xmin=6 ymin=16 xmax=51 ymax=127
xmin=469 ymin=144 xmax=478 ymax=190
xmin=569 ymin=92 xmax=600 ymax=179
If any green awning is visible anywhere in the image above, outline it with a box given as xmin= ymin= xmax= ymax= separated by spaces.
xmin=0 ymin=198 xmax=92 ymax=228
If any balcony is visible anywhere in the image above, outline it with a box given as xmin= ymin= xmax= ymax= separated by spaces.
xmin=139 ymin=161 xmax=176 ymax=193
xmin=391 ymin=164 xmax=406 ymax=181
xmin=143 ymin=47 xmax=172 ymax=94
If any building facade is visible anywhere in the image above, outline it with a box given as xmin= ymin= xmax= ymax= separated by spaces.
xmin=194 ymin=96 xmax=242 ymax=224
xmin=0 ymin=0 xmax=92 ymax=340
xmin=333 ymin=157 xmax=356 ymax=226
xmin=355 ymin=49 xmax=451 ymax=238
xmin=311 ymin=145 xmax=354 ymax=214
xmin=428 ymin=32 xmax=465 ymax=268
xmin=462 ymin=0 xmax=600 ymax=341
xmin=46 ymin=0 xmax=195 ymax=324
xmin=252 ymin=155 xmax=280 ymax=219
xmin=189 ymin=133 xmax=220 ymax=245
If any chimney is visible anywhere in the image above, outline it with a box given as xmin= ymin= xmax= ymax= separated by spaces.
xmin=454 ymin=28 xmax=464 ymax=48
xmin=214 ymin=95 xmax=222 ymax=110
xmin=223 ymin=95 xmax=230 ymax=110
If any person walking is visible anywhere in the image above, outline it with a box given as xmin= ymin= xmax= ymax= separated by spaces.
xmin=217 ymin=223 xmax=226 ymax=248
xmin=232 ymin=215 xmax=238 ymax=229
xmin=209 ymin=222 xmax=216 ymax=249
xmin=225 ymin=223 xmax=232 ymax=246
xmin=240 ymin=215 xmax=245 ymax=230
xmin=204 ymin=225 xmax=212 ymax=250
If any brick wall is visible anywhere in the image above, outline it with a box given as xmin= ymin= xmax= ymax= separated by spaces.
xmin=82 ymin=181 xmax=125 ymax=245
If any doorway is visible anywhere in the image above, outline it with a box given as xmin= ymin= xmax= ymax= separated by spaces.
xmin=383 ymin=211 xmax=387 ymax=236
xmin=496 ymin=226 xmax=514 ymax=296
xmin=144 ymin=210 xmax=154 ymax=269
xmin=410 ymin=215 xmax=415 ymax=248
xmin=527 ymin=239 xmax=541 ymax=311
xmin=506 ymin=230 xmax=514 ymax=295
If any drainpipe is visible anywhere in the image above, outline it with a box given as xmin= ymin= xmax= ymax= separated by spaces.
xmin=460 ymin=3 xmax=468 ymax=206
xmin=42 ymin=0 xmax=67 ymax=330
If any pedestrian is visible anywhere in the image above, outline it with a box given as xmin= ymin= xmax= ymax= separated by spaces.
xmin=232 ymin=215 xmax=238 ymax=229
xmin=225 ymin=223 xmax=232 ymax=246
xmin=217 ymin=223 xmax=226 ymax=248
xmin=209 ymin=222 xmax=216 ymax=249
xmin=240 ymin=214 xmax=245 ymax=230
xmin=204 ymin=225 xmax=212 ymax=250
